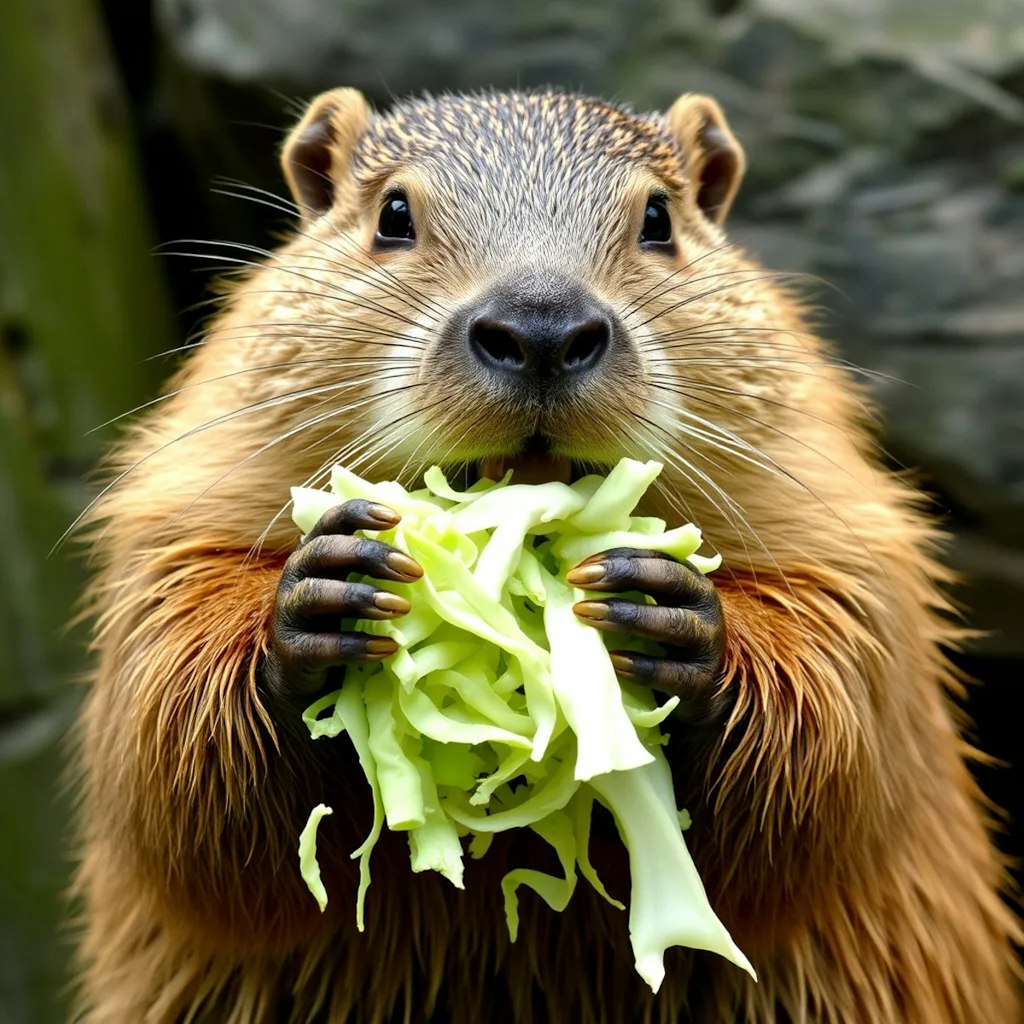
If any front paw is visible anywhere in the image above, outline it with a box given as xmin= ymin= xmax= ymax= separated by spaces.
xmin=262 ymin=499 xmax=423 ymax=703
xmin=566 ymin=547 xmax=731 ymax=726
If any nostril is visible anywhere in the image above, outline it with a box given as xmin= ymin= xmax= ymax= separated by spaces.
xmin=561 ymin=321 xmax=609 ymax=372
xmin=470 ymin=320 xmax=528 ymax=370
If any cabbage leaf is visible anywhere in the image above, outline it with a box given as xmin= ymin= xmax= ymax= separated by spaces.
xmin=293 ymin=459 xmax=754 ymax=990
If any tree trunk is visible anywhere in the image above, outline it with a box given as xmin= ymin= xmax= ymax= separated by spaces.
xmin=0 ymin=0 xmax=175 ymax=1018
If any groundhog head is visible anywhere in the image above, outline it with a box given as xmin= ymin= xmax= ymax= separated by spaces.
xmin=274 ymin=88 xmax=750 ymax=490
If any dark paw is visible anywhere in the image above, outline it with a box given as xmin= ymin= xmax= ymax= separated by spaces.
xmin=262 ymin=499 xmax=421 ymax=702
xmin=566 ymin=547 xmax=731 ymax=726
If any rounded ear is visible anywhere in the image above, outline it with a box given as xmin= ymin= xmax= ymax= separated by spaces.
xmin=664 ymin=94 xmax=745 ymax=225
xmin=281 ymin=88 xmax=371 ymax=222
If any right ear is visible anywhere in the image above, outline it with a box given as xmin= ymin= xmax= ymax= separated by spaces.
xmin=281 ymin=88 xmax=371 ymax=222
xmin=664 ymin=93 xmax=745 ymax=225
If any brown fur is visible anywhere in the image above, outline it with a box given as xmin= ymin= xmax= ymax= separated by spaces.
xmin=73 ymin=89 xmax=1021 ymax=1022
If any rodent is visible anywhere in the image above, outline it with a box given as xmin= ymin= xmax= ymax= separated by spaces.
xmin=73 ymin=88 xmax=1021 ymax=1022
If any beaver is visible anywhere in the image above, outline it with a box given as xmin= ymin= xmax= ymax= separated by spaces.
xmin=74 ymin=87 xmax=1020 ymax=1022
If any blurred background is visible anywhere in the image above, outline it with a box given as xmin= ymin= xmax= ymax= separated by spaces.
xmin=1 ymin=0 xmax=1022 ymax=1019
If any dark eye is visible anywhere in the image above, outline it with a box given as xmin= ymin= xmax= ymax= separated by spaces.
xmin=640 ymin=194 xmax=673 ymax=248
xmin=376 ymin=191 xmax=415 ymax=244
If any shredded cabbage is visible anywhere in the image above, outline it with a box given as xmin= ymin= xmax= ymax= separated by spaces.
xmin=292 ymin=458 xmax=754 ymax=991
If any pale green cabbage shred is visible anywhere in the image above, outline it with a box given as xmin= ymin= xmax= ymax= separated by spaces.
xmin=292 ymin=458 xmax=754 ymax=992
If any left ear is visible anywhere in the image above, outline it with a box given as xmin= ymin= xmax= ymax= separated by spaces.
xmin=664 ymin=94 xmax=745 ymax=224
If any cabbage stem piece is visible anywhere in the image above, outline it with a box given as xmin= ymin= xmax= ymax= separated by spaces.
xmin=297 ymin=804 xmax=333 ymax=912
xmin=589 ymin=756 xmax=756 ymax=990
xmin=541 ymin=568 xmax=653 ymax=781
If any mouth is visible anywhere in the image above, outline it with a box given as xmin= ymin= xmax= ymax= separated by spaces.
xmin=478 ymin=434 xmax=578 ymax=485
xmin=479 ymin=452 xmax=574 ymax=485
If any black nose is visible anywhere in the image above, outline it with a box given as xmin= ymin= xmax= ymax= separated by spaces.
xmin=468 ymin=288 xmax=611 ymax=381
